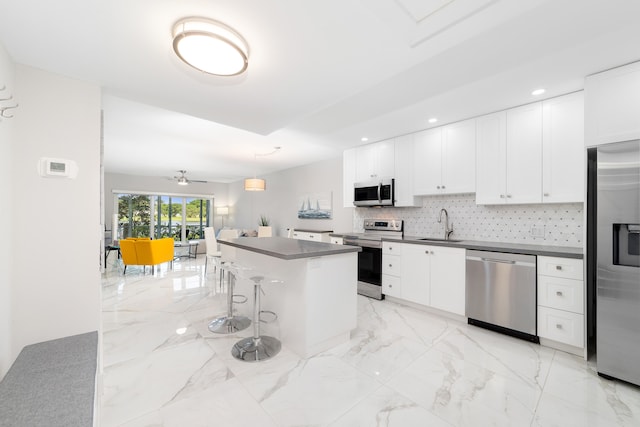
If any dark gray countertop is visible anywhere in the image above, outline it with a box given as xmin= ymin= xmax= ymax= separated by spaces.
xmin=329 ymin=232 xmax=583 ymax=259
xmin=219 ymin=236 xmax=361 ymax=260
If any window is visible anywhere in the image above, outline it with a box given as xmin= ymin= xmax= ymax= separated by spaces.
xmin=116 ymin=192 xmax=212 ymax=241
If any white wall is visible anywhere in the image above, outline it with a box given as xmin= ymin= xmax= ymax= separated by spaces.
xmin=103 ymin=172 xmax=229 ymax=233
xmin=229 ymin=157 xmax=353 ymax=236
xmin=0 ymin=43 xmax=15 ymax=378
xmin=5 ymin=64 xmax=102 ymax=377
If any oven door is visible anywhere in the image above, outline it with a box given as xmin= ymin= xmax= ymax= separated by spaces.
xmin=345 ymin=238 xmax=383 ymax=300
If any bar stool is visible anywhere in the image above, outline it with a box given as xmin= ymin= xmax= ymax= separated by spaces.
xmin=208 ymin=262 xmax=251 ymax=334
xmin=232 ymin=275 xmax=283 ymax=362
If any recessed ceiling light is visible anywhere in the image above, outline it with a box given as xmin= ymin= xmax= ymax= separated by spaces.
xmin=361 ymin=137 xmax=369 ymax=142
xmin=428 ymin=118 xmax=438 ymax=124
xmin=531 ymin=88 xmax=546 ymax=96
xmin=172 ymin=17 xmax=249 ymax=76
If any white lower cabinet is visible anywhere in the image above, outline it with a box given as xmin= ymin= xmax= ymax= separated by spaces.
xmin=537 ymin=256 xmax=585 ymax=352
xmin=291 ymin=230 xmax=331 ymax=242
xmin=400 ymin=244 xmax=431 ymax=307
xmin=537 ymin=306 xmax=584 ymax=348
xmin=429 ymin=246 xmax=466 ymax=316
xmin=382 ymin=242 xmax=465 ymax=316
xmin=382 ymin=242 xmax=402 ymax=298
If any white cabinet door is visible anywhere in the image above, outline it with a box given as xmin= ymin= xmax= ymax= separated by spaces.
xmin=382 ymin=274 xmax=402 ymax=298
xmin=355 ymin=144 xmax=377 ymax=182
xmin=506 ymin=102 xmax=543 ymax=204
xmin=542 ymin=92 xmax=585 ymax=203
xmin=394 ymin=134 xmax=418 ymax=206
xmin=429 ymin=246 xmax=466 ymax=316
xmin=476 ymin=111 xmax=507 ymax=204
xmin=355 ymin=140 xmax=395 ymax=182
xmin=343 ymin=148 xmax=356 ymax=207
xmin=585 ymin=61 xmax=640 ymax=146
xmin=400 ymin=244 xmax=431 ymax=307
xmin=442 ymin=118 xmax=476 ymax=194
xmin=413 ymin=128 xmax=442 ymax=195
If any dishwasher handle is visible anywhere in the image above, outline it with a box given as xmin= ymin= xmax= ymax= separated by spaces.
xmin=466 ymin=254 xmax=536 ymax=267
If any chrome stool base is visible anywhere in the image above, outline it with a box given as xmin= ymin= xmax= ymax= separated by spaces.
xmin=208 ymin=265 xmax=250 ymax=335
xmin=208 ymin=316 xmax=251 ymax=334
xmin=231 ymin=336 xmax=281 ymax=362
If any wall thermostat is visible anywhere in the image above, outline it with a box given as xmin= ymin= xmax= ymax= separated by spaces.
xmin=38 ymin=157 xmax=78 ymax=179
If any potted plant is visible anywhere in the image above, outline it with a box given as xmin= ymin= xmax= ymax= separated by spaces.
xmin=258 ymin=215 xmax=272 ymax=237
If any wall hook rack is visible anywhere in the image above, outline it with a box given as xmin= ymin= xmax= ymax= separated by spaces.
xmin=1 ymin=104 xmax=19 ymax=118
xmin=0 ymin=85 xmax=18 ymax=118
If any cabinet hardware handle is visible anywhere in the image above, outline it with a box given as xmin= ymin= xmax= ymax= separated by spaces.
xmin=389 ymin=247 xmax=393 ymax=251
xmin=389 ymin=284 xmax=393 ymax=288
xmin=500 ymin=194 xmax=505 ymax=198
xmin=436 ymin=186 xmax=441 ymax=189
xmin=506 ymin=194 xmax=512 ymax=198
xmin=556 ymin=266 xmax=562 ymax=270
xmin=544 ymin=193 xmax=549 ymax=197
xmin=389 ymin=264 xmax=393 ymax=267
xmin=556 ymin=324 xmax=563 ymax=329
xmin=442 ymin=185 xmax=445 ymax=189
xmin=431 ymin=251 xmax=435 ymax=254
xmin=556 ymin=291 xmax=563 ymax=296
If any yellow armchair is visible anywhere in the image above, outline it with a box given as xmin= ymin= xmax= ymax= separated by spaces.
xmin=120 ymin=237 xmax=174 ymax=274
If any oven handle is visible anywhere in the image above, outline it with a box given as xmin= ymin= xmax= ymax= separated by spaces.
xmin=344 ymin=238 xmax=382 ymax=249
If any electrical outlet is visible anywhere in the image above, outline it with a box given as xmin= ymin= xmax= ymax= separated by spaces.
xmin=530 ymin=226 xmax=546 ymax=238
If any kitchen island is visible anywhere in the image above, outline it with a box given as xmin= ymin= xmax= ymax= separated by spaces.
xmin=218 ymin=237 xmax=361 ymax=358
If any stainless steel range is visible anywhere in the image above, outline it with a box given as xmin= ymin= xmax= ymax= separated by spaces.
xmin=343 ymin=219 xmax=403 ymax=300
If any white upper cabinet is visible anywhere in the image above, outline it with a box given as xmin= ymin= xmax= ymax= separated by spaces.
xmin=413 ymin=118 xmax=476 ymax=195
xmin=354 ymin=139 xmax=395 ymax=183
xmin=477 ymin=103 xmax=543 ymax=204
xmin=542 ymin=92 xmax=585 ymax=203
xmin=394 ymin=134 xmax=419 ymax=207
xmin=476 ymin=111 xmax=508 ymax=204
xmin=585 ymin=61 xmax=640 ymax=146
xmin=477 ymin=94 xmax=583 ymax=205
xmin=342 ymin=148 xmax=357 ymax=208
xmin=506 ymin=102 xmax=543 ymax=204
xmin=413 ymin=128 xmax=442 ymax=195
xmin=442 ymin=119 xmax=476 ymax=194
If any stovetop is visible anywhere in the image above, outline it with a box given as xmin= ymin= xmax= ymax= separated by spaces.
xmin=345 ymin=219 xmax=404 ymax=241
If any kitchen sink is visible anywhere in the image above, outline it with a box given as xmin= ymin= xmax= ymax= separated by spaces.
xmin=418 ymin=238 xmax=463 ymax=242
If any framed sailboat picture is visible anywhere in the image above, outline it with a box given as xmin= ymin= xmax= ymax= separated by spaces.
xmin=297 ymin=191 xmax=333 ymax=219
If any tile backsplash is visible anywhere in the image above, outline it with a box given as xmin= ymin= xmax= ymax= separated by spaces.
xmin=354 ymin=193 xmax=583 ymax=248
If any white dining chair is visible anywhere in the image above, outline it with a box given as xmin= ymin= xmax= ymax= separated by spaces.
xmin=218 ymin=229 xmax=240 ymax=240
xmin=204 ymin=227 xmax=221 ymax=275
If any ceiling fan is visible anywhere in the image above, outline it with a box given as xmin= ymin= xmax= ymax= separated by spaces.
xmin=171 ymin=170 xmax=208 ymax=185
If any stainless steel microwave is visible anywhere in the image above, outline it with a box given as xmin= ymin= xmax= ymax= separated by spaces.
xmin=353 ymin=178 xmax=394 ymax=207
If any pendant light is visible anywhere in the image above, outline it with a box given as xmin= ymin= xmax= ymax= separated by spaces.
xmin=244 ymin=147 xmax=281 ymax=192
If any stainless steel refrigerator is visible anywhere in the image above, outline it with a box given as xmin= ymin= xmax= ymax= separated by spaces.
xmin=596 ymin=139 xmax=640 ymax=385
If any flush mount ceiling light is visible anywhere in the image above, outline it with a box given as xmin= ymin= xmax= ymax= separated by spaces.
xmin=428 ymin=117 xmax=438 ymax=124
xmin=531 ymin=88 xmax=546 ymax=96
xmin=172 ymin=17 xmax=249 ymax=76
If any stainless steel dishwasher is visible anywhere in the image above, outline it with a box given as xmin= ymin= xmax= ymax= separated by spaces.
xmin=465 ymin=250 xmax=538 ymax=342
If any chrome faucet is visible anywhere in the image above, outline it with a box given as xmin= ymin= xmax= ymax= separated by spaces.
xmin=438 ymin=208 xmax=454 ymax=240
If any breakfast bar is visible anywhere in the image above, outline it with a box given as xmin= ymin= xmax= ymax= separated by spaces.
xmin=218 ymin=237 xmax=360 ymax=358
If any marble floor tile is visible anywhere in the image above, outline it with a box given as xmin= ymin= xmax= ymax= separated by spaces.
xmin=328 ymin=385 xmax=453 ymax=427
xmin=387 ymin=347 xmax=539 ymax=426
xmin=100 ymin=256 xmax=640 ymax=427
